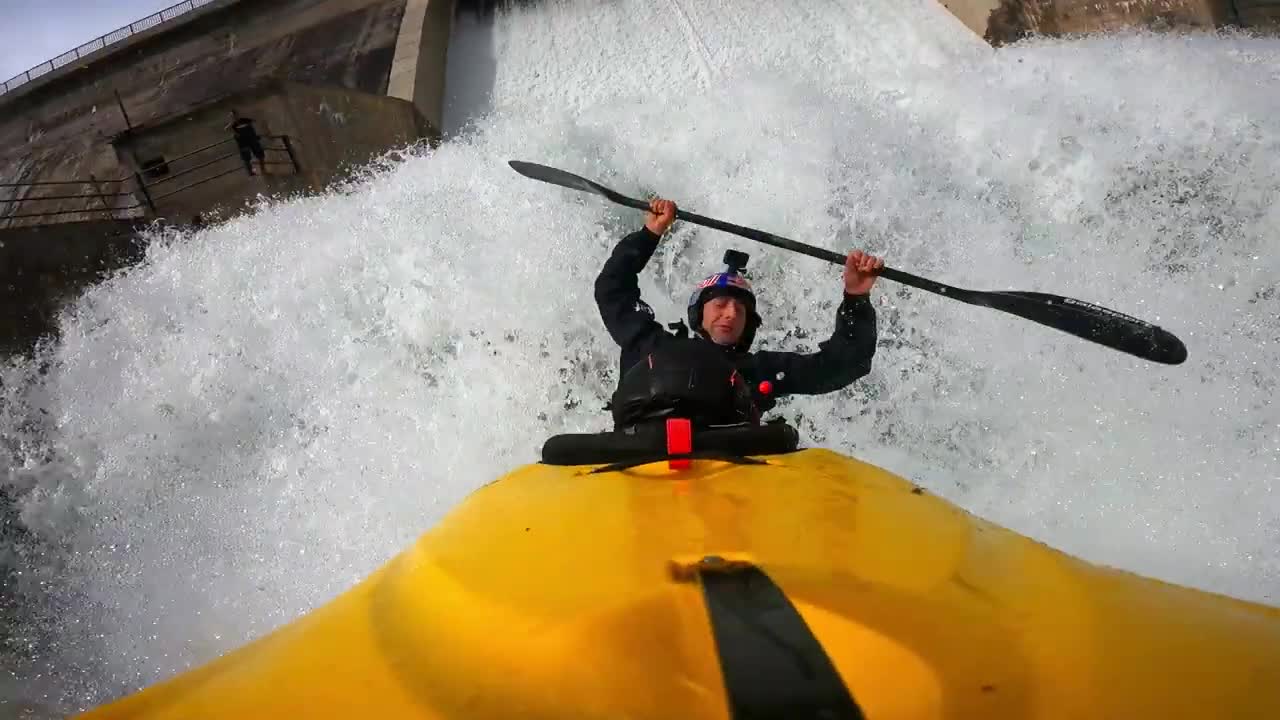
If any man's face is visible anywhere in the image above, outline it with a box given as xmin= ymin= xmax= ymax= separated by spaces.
xmin=701 ymin=296 xmax=748 ymax=345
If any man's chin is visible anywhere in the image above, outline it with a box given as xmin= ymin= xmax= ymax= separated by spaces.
xmin=710 ymin=332 xmax=739 ymax=346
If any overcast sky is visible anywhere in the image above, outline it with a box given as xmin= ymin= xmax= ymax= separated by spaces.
xmin=1 ymin=0 xmax=180 ymax=82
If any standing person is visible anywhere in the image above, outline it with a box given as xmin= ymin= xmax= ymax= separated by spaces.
xmin=596 ymin=197 xmax=883 ymax=429
xmin=227 ymin=110 xmax=266 ymax=175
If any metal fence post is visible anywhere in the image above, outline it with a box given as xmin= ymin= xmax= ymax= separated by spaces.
xmin=281 ymin=135 xmax=301 ymax=174
xmin=89 ymin=174 xmax=114 ymax=217
xmin=134 ymin=172 xmax=157 ymax=214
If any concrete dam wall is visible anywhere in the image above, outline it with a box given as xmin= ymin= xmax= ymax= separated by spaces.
xmin=941 ymin=0 xmax=1278 ymax=44
xmin=0 ymin=0 xmax=428 ymax=225
xmin=0 ymin=0 xmax=458 ymax=356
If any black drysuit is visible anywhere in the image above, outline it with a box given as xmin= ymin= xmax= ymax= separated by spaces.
xmin=594 ymin=226 xmax=877 ymax=419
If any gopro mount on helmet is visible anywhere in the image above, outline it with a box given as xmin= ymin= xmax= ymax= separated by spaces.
xmin=723 ymin=249 xmax=750 ymax=276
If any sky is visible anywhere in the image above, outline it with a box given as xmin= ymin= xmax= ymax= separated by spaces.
xmin=0 ymin=0 xmax=181 ymax=82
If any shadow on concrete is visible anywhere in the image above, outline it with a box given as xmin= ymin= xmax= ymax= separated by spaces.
xmin=0 ymin=219 xmax=149 ymax=359
xmin=442 ymin=2 xmax=500 ymax=138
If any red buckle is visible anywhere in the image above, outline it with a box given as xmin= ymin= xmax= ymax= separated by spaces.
xmin=666 ymin=418 xmax=692 ymax=470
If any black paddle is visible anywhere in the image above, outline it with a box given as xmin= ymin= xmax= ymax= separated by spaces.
xmin=509 ymin=160 xmax=1188 ymax=366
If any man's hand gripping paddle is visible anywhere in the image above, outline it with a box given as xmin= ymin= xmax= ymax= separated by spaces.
xmin=508 ymin=160 xmax=1187 ymax=366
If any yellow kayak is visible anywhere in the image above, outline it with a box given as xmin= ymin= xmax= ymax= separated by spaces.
xmin=77 ymin=445 xmax=1280 ymax=719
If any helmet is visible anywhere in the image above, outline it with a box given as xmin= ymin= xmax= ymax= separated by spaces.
xmin=686 ymin=268 xmax=762 ymax=351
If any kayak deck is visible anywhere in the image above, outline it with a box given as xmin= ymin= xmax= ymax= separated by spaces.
xmin=77 ymin=448 xmax=1280 ymax=719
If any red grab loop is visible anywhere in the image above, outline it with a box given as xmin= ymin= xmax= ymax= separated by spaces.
xmin=666 ymin=418 xmax=693 ymax=470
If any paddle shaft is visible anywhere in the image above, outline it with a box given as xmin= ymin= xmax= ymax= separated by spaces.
xmin=619 ymin=197 xmax=978 ymax=304
xmin=507 ymin=159 xmax=1187 ymax=364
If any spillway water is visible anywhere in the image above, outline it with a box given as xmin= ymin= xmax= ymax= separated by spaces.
xmin=3 ymin=0 xmax=1280 ymax=714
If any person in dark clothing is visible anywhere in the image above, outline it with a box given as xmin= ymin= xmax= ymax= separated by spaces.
xmin=226 ymin=111 xmax=266 ymax=175
xmin=596 ymin=197 xmax=882 ymax=429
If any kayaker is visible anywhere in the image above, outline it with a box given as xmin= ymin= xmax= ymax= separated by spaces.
xmin=596 ymin=197 xmax=882 ymax=428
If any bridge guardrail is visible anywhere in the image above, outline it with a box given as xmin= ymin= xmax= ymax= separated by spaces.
xmin=1 ymin=0 xmax=219 ymax=98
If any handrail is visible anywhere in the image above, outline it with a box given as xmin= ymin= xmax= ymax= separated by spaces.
xmin=146 ymin=137 xmax=297 ymax=194
xmin=2 ymin=134 xmax=300 ymax=226
xmin=145 ymin=150 xmax=238 ymax=189
xmin=150 ymin=164 xmax=246 ymax=201
xmin=1 ymin=179 xmax=140 ymax=225
xmin=0 ymin=177 xmax=130 ymax=188
xmin=158 ymin=136 xmax=237 ymax=167
xmin=0 ymin=191 xmax=129 ymax=203
xmin=2 ymin=203 xmax=146 ymax=222
xmin=1 ymin=0 xmax=219 ymax=98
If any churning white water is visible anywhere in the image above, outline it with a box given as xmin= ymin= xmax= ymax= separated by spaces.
xmin=3 ymin=0 xmax=1280 ymax=714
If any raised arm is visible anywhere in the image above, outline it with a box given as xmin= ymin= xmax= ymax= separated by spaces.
xmin=754 ymin=292 xmax=877 ymax=396
xmin=754 ymin=250 xmax=883 ymax=397
xmin=593 ymin=199 xmax=678 ymax=351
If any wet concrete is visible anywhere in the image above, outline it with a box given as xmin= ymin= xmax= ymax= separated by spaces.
xmin=939 ymin=0 xmax=1275 ymax=44
xmin=0 ymin=0 xmax=461 ymax=358
xmin=0 ymin=0 xmax=409 ymax=227
xmin=0 ymin=219 xmax=148 ymax=357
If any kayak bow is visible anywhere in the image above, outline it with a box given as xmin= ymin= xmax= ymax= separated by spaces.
xmin=76 ymin=447 xmax=1280 ymax=719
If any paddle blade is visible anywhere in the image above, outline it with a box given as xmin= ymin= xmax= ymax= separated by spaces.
xmin=979 ymin=291 xmax=1187 ymax=365
xmin=508 ymin=160 xmax=647 ymax=210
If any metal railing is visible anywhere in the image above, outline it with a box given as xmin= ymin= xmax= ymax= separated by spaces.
xmin=140 ymin=134 xmax=301 ymax=205
xmin=0 ymin=176 xmax=146 ymax=226
xmin=1 ymin=0 xmax=219 ymax=98
xmin=1 ymin=134 xmax=300 ymax=227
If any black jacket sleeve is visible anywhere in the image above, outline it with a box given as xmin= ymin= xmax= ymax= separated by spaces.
xmin=753 ymin=293 xmax=877 ymax=396
xmin=594 ymin=227 xmax=665 ymax=353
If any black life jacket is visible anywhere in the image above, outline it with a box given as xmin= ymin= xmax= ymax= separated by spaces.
xmin=610 ymin=337 xmax=757 ymax=429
